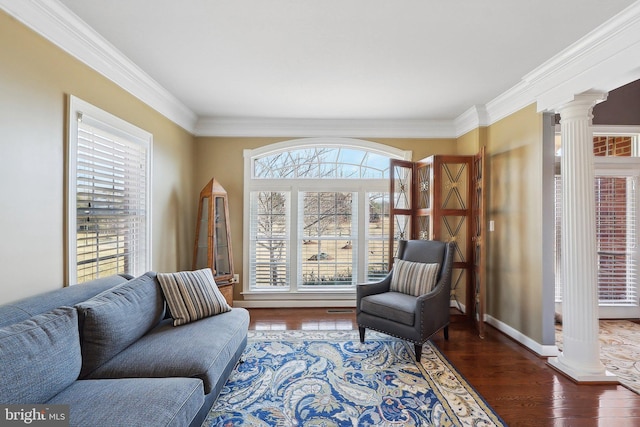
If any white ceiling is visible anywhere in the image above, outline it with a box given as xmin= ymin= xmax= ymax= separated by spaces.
xmin=5 ymin=0 xmax=640 ymax=135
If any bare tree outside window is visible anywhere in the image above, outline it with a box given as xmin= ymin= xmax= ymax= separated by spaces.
xmin=253 ymin=191 xmax=287 ymax=287
xmin=301 ymin=192 xmax=354 ymax=286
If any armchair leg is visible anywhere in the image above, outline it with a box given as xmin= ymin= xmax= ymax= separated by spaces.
xmin=414 ymin=343 xmax=422 ymax=363
xmin=358 ymin=326 xmax=365 ymax=343
xmin=444 ymin=326 xmax=449 ymax=341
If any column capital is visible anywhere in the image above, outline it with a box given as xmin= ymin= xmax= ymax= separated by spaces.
xmin=558 ymin=91 xmax=608 ymax=122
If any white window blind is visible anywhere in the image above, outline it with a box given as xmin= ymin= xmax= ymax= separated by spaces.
xmin=555 ymin=173 xmax=638 ymax=306
xmin=554 ymin=175 xmax=563 ymax=302
xmin=298 ymin=191 xmax=357 ymax=287
xmin=595 ymin=176 xmax=638 ymax=305
xmin=68 ymin=96 xmax=151 ymax=284
xmin=366 ymin=192 xmax=390 ymax=281
xmin=249 ymin=191 xmax=290 ymax=289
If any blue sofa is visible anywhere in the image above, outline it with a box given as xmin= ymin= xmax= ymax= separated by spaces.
xmin=0 ymin=272 xmax=249 ymax=427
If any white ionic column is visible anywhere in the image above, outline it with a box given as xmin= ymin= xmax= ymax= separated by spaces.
xmin=547 ymin=91 xmax=616 ymax=383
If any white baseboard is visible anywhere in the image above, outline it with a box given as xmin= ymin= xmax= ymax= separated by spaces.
xmin=234 ymin=300 xmax=357 ymax=309
xmin=485 ymin=315 xmax=559 ymax=357
xmin=237 ymin=299 xmax=463 ymax=310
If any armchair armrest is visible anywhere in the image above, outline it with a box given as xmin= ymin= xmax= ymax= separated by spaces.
xmin=356 ymin=275 xmax=391 ymax=313
xmin=414 ymin=275 xmax=451 ymax=340
xmin=415 ymin=278 xmax=449 ymax=307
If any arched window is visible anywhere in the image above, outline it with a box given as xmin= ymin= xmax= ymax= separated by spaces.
xmin=243 ymin=138 xmax=411 ymax=302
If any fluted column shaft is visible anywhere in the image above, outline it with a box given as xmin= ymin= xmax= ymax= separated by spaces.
xmin=550 ymin=92 xmax=609 ymax=379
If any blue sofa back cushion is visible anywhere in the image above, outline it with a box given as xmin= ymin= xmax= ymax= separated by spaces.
xmin=75 ymin=272 xmax=165 ymax=378
xmin=0 ymin=306 xmax=82 ymax=404
xmin=0 ymin=274 xmax=131 ymax=328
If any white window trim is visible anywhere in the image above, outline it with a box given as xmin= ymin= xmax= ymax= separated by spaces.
xmin=241 ymin=138 xmax=410 ymax=306
xmin=67 ymin=95 xmax=152 ymax=285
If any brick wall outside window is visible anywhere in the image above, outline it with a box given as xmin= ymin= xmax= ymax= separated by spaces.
xmin=593 ymin=136 xmax=632 ymax=157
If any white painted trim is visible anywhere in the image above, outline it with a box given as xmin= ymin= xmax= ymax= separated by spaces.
xmin=451 ymin=301 xmax=466 ymax=312
xmin=484 ymin=81 xmax=538 ymax=126
xmin=242 ymin=138 xmax=407 ymax=298
xmin=523 ymin=2 xmax=640 ymax=87
xmin=592 ymin=125 xmax=640 ymax=136
xmin=485 ymin=1 xmax=640 ymax=123
xmin=198 ymin=0 xmax=640 ymax=137
xmin=547 ymin=357 xmax=618 ymax=383
xmin=454 ymin=105 xmax=490 ymax=137
xmin=2 ymin=0 xmax=639 ymax=138
xmin=242 ymin=291 xmax=356 ymax=301
xmin=195 ymin=117 xmax=457 ymax=139
xmin=485 ymin=315 xmax=560 ymax=357
xmin=234 ymin=299 xmax=356 ymax=309
xmin=0 ymin=0 xmax=197 ymax=132
xmin=67 ymin=95 xmax=153 ymax=285
xmin=533 ymin=1 xmax=640 ymax=112
xmin=246 ymin=137 xmax=412 ymax=161
xmin=237 ymin=298 xmax=464 ymax=309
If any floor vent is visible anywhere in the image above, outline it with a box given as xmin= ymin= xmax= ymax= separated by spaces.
xmin=327 ymin=309 xmax=355 ymax=314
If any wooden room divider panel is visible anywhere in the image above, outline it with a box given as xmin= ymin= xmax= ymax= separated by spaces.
xmin=390 ymin=150 xmax=486 ymax=337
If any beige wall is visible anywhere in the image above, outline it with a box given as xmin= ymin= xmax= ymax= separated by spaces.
xmin=485 ymin=104 xmax=546 ymax=342
xmin=194 ymin=136 xmax=457 ymax=300
xmin=1 ymin=9 xmax=552 ymax=345
xmin=0 ymin=11 xmax=196 ymax=303
xmin=456 ymin=127 xmax=487 ymax=155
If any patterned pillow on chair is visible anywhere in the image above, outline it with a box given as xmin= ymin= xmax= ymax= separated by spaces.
xmin=390 ymin=259 xmax=440 ymax=297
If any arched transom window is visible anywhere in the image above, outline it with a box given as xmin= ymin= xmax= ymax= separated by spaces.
xmin=254 ymin=146 xmax=393 ymax=179
xmin=243 ymin=138 xmax=411 ymax=302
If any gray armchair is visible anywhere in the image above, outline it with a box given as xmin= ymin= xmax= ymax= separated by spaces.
xmin=356 ymin=239 xmax=454 ymax=362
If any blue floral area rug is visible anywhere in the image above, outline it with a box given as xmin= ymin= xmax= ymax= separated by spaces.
xmin=203 ymin=330 xmax=506 ymax=426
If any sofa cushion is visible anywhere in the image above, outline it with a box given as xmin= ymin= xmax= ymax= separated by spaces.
xmin=75 ymin=272 xmax=165 ymax=377
xmin=46 ymin=378 xmax=204 ymax=427
xmin=390 ymin=259 xmax=440 ymax=297
xmin=0 ymin=274 xmax=131 ymax=328
xmin=86 ymin=307 xmax=250 ymax=394
xmin=157 ymin=268 xmax=231 ymax=326
xmin=0 ymin=307 xmax=81 ymax=403
xmin=360 ymin=291 xmax=416 ymax=326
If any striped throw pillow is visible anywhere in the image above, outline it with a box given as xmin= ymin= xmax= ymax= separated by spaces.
xmin=390 ymin=259 xmax=440 ymax=297
xmin=157 ymin=268 xmax=231 ymax=326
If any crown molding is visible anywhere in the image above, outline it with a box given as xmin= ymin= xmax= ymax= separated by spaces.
xmin=534 ymin=1 xmax=640 ymax=112
xmin=194 ymin=117 xmax=458 ymax=139
xmin=523 ymin=1 xmax=640 ymax=88
xmin=487 ymin=0 xmax=640 ymax=119
xmin=454 ymin=105 xmax=489 ymax=137
xmin=3 ymin=0 xmax=639 ymax=138
xmin=197 ymin=1 xmax=640 ymax=138
xmin=483 ymin=80 xmax=539 ymax=125
xmin=0 ymin=0 xmax=197 ymax=132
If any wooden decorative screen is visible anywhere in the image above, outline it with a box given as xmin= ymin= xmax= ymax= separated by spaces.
xmin=389 ymin=154 xmax=485 ymax=332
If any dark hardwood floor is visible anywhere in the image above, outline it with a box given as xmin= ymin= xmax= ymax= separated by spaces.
xmin=247 ymin=308 xmax=640 ymax=427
